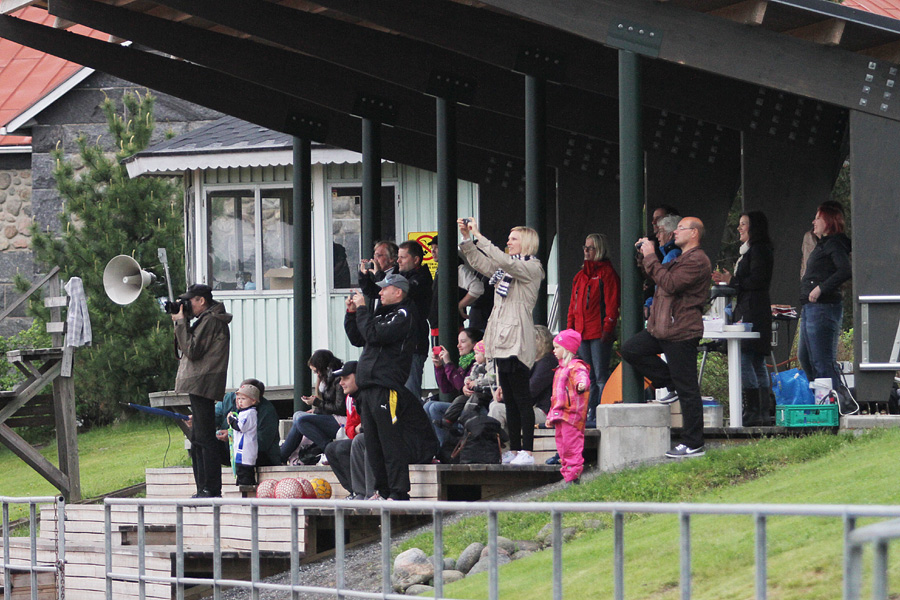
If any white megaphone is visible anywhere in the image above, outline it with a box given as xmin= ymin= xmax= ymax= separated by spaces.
xmin=103 ymin=255 xmax=156 ymax=305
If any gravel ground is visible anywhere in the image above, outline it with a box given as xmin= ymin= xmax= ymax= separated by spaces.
xmin=211 ymin=475 xmax=579 ymax=599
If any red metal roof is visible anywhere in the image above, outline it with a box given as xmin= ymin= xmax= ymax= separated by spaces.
xmin=0 ymin=6 xmax=106 ymax=147
xmin=843 ymin=0 xmax=900 ymax=21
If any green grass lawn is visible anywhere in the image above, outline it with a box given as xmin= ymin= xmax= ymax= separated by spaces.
xmin=0 ymin=417 xmax=189 ymax=521
xmin=417 ymin=429 xmax=900 ymax=599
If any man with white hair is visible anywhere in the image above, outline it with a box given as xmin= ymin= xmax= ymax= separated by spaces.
xmin=624 ymin=217 xmax=711 ymax=459
xmin=644 ymin=214 xmax=683 ymax=317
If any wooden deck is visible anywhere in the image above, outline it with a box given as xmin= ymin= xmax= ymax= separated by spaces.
xmin=147 ymin=461 xmax=564 ymax=502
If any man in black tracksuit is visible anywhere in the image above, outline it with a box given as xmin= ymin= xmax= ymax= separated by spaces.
xmin=344 ymin=273 xmax=438 ymax=500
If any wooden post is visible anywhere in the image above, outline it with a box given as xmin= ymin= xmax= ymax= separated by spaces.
xmin=50 ymin=272 xmax=81 ymax=501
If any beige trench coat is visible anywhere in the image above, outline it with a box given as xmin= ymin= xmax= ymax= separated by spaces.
xmin=460 ymin=235 xmax=545 ymax=369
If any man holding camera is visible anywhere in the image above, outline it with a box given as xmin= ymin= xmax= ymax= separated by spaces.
xmin=358 ymin=240 xmax=399 ymax=311
xmin=344 ymin=274 xmax=437 ymax=500
xmin=172 ymin=284 xmax=233 ymax=497
xmin=622 ymin=217 xmax=710 ymax=459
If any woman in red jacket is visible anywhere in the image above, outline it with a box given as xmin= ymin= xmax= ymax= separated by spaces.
xmin=566 ymin=233 xmax=620 ymax=422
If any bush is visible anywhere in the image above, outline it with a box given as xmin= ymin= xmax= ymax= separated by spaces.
xmin=25 ymin=91 xmax=185 ymax=427
xmin=0 ymin=321 xmax=52 ymax=391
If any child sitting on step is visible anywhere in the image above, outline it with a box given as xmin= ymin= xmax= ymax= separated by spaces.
xmin=227 ymin=383 xmax=261 ymax=486
xmin=545 ymin=329 xmax=590 ymax=485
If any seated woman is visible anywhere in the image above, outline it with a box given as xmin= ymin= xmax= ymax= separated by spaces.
xmin=435 ymin=328 xmax=482 ymax=394
xmin=280 ymin=349 xmax=347 ymax=464
xmin=424 ymin=328 xmax=482 ymax=446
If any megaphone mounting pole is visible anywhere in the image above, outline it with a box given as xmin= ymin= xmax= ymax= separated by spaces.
xmin=158 ymin=248 xmax=175 ymax=303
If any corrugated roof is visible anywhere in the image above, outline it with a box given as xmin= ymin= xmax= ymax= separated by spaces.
xmin=843 ymin=0 xmax=900 ymax=21
xmin=0 ymin=6 xmax=106 ymax=147
xmin=125 ymin=115 xmax=366 ymax=177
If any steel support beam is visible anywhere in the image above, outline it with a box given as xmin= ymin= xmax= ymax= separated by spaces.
xmin=477 ymin=0 xmax=900 ymax=122
xmin=48 ymin=0 xmax=538 ymax=161
xmin=293 ymin=138 xmax=313 ymax=411
xmin=436 ymin=97 xmax=459 ymax=400
xmin=525 ymin=75 xmax=548 ymax=325
xmin=112 ymin=0 xmax=620 ymax=143
xmin=618 ymin=50 xmax=645 ymax=403
xmin=0 ymin=15 xmax=518 ymax=188
xmin=362 ymin=119 xmax=382 ymax=255
xmin=849 ymin=110 xmax=900 ymax=403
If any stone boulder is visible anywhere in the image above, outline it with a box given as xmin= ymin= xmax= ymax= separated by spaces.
xmin=543 ymin=527 xmax=578 ymax=547
xmin=405 ymin=584 xmax=434 ymax=596
xmin=515 ymin=540 xmax=543 ymax=553
xmin=441 ymin=570 xmax=465 ymax=584
xmin=467 ymin=553 xmax=512 ymax=576
xmin=392 ymin=548 xmax=434 ymax=593
xmin=480 ymin=546 xmax=510 ymax=559
xmin=496 ymin=536 xmax=517 ymax=555
xmin=455 ymin=542 xmax=484 ymax=574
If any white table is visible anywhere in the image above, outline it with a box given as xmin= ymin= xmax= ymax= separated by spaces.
xmin=702 ymin=330 xmax=760 ymax=428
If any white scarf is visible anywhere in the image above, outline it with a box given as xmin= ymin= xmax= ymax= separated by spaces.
xmin=733 ymin=241 xmax=750 ymax=274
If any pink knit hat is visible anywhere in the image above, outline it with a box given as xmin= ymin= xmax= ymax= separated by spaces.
xmin=474 ymin=340 xmax=486 ymax=354
xmin=553 ymin=329 xmax=582 ymax=354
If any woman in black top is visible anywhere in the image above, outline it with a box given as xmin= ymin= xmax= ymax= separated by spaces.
xmin=713 ymin=211 xmax=774 ymax=426
xmin=279 ymin=349 xmax=347 ymax=464
xmin=798 ymin=203 xmax=852 ymax=393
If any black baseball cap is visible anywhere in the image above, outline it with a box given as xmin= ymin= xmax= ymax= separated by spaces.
xmin=333 ymin=361 xmax=357 ymax=377
xmin=179 ymin=283 xmax=213 ymax=301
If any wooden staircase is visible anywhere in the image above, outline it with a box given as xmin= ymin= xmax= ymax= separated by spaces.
xmin=0 ymin=266 xmax=80 ymax=501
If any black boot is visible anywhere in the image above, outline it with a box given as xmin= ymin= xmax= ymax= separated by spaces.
xmin=760 ymin=387 xmax=775 ymax=426
xmin=742 ymin=388 xmax=762 ymax=427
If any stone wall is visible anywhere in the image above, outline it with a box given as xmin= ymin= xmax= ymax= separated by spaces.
xmin=0 ymin=168 xmax=33 ymax=252
xmin=0 ymin=154 xmax=33 ymax=336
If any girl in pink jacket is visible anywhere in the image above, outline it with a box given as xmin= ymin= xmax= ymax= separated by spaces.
xmin=546 ymin=329 xmax=591 ymax=484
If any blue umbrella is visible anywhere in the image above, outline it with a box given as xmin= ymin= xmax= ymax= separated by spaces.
xmin=123 ymin=403 xmax=190 ymax=421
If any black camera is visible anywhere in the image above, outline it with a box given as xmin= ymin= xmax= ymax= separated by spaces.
xmin=164 ymin=297 xmax=192 ymax=318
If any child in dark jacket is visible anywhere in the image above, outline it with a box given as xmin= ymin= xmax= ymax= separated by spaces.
xmin=545 ymin=329 xmax=590 ymax=484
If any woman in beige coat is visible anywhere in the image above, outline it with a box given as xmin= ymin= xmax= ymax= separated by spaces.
xmin=458 ymin=218 xmax=544 ymax=465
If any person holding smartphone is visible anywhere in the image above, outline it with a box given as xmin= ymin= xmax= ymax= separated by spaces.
xmin=279 ymin=349 xmax=347 ymax=465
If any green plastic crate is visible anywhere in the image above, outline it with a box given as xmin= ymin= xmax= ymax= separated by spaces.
xmin=776 ymin=403 xmax=839 ymax=427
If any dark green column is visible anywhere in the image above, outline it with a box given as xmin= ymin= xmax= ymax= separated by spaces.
xmin=292 ymin=137 xmax=312 ymax=411
xmin=437 ymin=97 xmax=459 ymax=401
xmin=361 ymin=118 xmax=382 ymax=253
xmin=618 ymin=50 xmax=645 ymax=403
xmin=525 ymin=75 xmax=548 ymax=325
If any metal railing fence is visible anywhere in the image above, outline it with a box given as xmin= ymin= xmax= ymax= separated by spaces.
xmin=1 ymin=495 xmax=65 ymax=600
xmin=102 ymin=497 xmax=900 ymax=600
xmin=846 ymin=516 xmax=900 ymax=600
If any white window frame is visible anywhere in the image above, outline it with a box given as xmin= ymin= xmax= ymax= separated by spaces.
xmin=198 ymin=181 xmax=299 ymax=296
xmin=325 ymin=181 xmax=400 ymax=294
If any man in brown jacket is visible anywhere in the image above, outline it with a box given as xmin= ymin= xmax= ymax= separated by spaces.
xmin=622 ymin=217 xmax=711 ymax=458
xmin=173 ymin=283 xmax=233 ymax=497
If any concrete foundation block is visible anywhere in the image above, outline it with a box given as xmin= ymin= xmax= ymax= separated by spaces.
xmin=597 ymin=404 xmax=670 ymax=472
xmin=841 ymin=415 xmax=900 ymax=430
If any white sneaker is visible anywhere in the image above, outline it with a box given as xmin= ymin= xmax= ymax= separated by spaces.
xmin=510 ymin=452 xmax=534 ymax=466
xmin=501 ymin=451 xmax=517 ymax=464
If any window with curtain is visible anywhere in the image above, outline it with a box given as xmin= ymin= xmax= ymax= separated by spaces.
xmin=207 ymin=188 xmax=295 ymax=291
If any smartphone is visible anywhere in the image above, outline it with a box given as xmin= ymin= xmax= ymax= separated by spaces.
xmin=432 ymin=346 xmax=443 ymax=356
